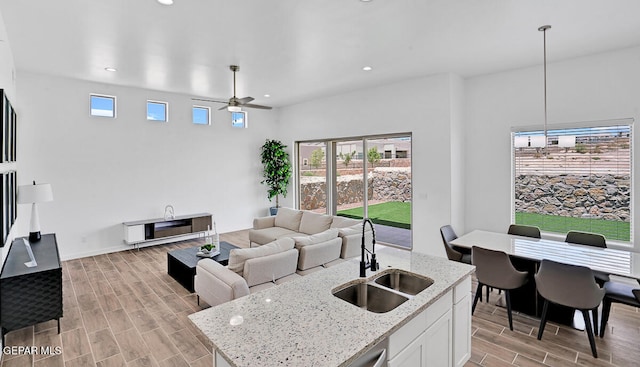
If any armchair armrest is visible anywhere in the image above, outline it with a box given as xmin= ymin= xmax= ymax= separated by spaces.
xmin=297 ymin=237 xmax=342 ymax=270
xmin=194 ymin=259 xmax=250 ymax=307
xmin=253 ymin=216 xmax=276 ymax=229
xmin=243 ymin=249 xmax=299 ymax=287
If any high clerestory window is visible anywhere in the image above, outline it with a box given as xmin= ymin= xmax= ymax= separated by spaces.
xmin=147 ymin=100 xmax=168 ymax=122
xmin=512 ymin=120 xmax=633 ymax=242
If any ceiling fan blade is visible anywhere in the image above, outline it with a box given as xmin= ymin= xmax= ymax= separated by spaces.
xmin=192 ymin=97 xmax=228 ymax=104
xmin=242 ymin=103 xmax=273 ymax=110
xmin=218 ymin=105 xmax=230 ymax=111
xmin=237 ymin=96 xmax=254 ymax=104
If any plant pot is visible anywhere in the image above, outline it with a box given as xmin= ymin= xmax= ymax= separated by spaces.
xmin=269 ymin=207 xmax=279 ymax=216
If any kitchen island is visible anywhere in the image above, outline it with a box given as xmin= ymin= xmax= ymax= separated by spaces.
xmin=189 ymin=246 xmax=475 ymax=367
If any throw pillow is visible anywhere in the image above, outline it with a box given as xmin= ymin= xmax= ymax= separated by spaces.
xmin=228 ymin=237 xmax=295 ymax=276
xmin=274 ymin=208 xmax=303 ymax=232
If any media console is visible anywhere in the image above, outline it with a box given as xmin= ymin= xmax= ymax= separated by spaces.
xmin=123 ymin=213 xmax=212 ymax=249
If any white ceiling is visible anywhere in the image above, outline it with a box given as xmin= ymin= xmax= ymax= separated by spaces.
xmin=2 ymin=0 xmax=640 ymax=107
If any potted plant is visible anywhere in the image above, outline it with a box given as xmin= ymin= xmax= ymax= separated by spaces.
xmin=260 ymin=139 xmax=292 ymax=215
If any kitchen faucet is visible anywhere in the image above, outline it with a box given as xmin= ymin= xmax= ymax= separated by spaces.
xmin=360 ymin=218 xmax=378 ymax=277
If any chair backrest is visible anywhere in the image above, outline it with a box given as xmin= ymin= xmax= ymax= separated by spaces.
xmin=535 ymin=259 xmax=604 ymax=310
xmin=565 ymin=231 xmax=607 ymax=248
xmin=439 ymin=225 xmax=462 ymax=262
xmin=508 ymin=224 xmax=541 ymax=239
xmin=471 ymin=246 xmax=526 ymax=290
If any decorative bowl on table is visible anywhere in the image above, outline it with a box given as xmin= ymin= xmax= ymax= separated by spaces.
xmin=197 ymin=244 xmax=220 ymax=258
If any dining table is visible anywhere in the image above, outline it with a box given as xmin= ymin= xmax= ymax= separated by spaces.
xmin=451 ymin=230 xmax=640 ymax=326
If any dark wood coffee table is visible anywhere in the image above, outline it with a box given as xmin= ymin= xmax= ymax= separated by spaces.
xmin=167 ymin=241 xmax=239 ymax=292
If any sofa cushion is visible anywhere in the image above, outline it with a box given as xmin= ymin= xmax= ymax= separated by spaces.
xmin=337 ymin=223 xmax=369 ymax=237
xmin=292 ymin=228 xmax=339 ymax=249
xmin=299 ymin=211 xmax=333 ymax=234
xmin=274 ymin=207 xmax=304 ymax=232
xmin=249 ymin=227 xmax=299 ymax=245
xmin=330 ymin=216 xmax=361 ymax=229
xmin=228 ymin=237 xmax=295 ymax=275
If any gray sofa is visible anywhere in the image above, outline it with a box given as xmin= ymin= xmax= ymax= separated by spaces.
xmin=249 ymin=207 xmax=373 ymax=259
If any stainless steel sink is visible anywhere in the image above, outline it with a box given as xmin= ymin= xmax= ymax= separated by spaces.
xmin=333 ymin=282 xmax=409 ymax=313
xmin=373 ymin=270 xmax=434 ymax=295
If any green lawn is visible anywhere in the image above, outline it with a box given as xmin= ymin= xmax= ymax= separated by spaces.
xmin=337 ymin=201 xmax=411 ymax=229
xmin=515 ymin=212 xmax=630 ymax=241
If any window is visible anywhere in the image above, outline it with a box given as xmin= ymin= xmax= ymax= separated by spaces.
xmin=512 ymin=120 xmax=633 ymax=241
xmin=231 ymin=111 xmax=247 ymax=128
xmin=297 ymin=134 xmax=412 ymax=249
xmin=193 ymin=106 xmax=210 ymax=125
xmin=90 ymin=94 xmax=116 ymax=118
xmin=147 ymin=100 xmax=168 ymax=121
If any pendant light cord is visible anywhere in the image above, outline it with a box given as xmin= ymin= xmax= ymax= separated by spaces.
xmin=539 ymin=25 xmax=551 ymax=148
xmin=538 ymin=25 xmax=551 ymax=149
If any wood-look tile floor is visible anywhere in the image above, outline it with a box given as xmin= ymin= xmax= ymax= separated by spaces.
xmin=1 ymin=230 xmax=639 ymax=367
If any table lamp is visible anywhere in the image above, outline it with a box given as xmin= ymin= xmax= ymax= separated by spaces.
xmin=17 ymin=181 xmax=54 ymax=242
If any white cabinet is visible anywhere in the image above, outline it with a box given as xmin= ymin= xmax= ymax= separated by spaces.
xmin=452 ymin=276 xmax=472 ymax=367
xmin=387 ymin=276 xmax=472 ymax=367
xmin=425 ymin=309 xmax=453 ymax=366
xmin=388 ymin=290 xmax=454 ymax=367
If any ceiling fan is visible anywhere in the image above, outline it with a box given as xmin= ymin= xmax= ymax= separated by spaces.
xmin=192 ymin=65 xmax=272 ymax=111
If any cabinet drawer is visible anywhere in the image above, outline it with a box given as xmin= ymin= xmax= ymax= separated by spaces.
xmin=388 ymin=307 xmax=427 ymax=359
xmin=426 ymin=290 xmax=452 ymax=326
xmin=454 ymin=276 xmax=471 ymax=304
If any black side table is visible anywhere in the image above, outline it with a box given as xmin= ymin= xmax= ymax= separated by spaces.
xmin=0 ymin=234 xmax=63 ymax=344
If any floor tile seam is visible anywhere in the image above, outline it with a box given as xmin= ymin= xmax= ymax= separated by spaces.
xmin=139 ymin=328 xmax=181 ymax=364
xmin=86 ymin=328 xmax=120 ymax=364
xmin=481 ymin=328 xmax=549 ymax=364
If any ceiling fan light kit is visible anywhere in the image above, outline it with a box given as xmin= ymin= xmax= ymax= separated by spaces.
xmin=191 ymin=65 xmax=272 ymax=111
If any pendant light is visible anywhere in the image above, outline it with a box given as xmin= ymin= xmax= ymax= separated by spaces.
xmin=539 ymin=25 xmax=551 ymax=149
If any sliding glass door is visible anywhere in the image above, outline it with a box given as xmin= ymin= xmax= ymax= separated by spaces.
xmin=297 ymin=134 xmax=412 ymax=248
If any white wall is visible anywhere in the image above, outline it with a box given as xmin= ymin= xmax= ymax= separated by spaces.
xmin=278 ymin=73 xmax=463 ymax=256
xmin=17 ymin=72 xmax=278 ymax=259
xmin=464 ymin=46 xmax=640 ymax=250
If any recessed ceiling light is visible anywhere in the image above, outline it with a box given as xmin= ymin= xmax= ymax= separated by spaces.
xmin=360 ymin=0 xmax=372 ymax=2
xmin=362 ymin=66 xmax=373 ymax=71
xmin=104 ymin=67 xmax=117 ymax=72
xmin=157 ymin=0 xmax=173 ymax=5
xmin=264 ymin=94 xmax=271 ymax=98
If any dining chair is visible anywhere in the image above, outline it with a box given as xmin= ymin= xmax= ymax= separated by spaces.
xmin=564 ymin=231 xmax=610 ymax=285
xmin=535 ymin=259 xmax=604 ymax=358
xmin=471 ymin=246 xmax=528 ymax=330
xmin=599 ymin=280 xmax=640 ymax=337
xmin=507 ymin=224 xmax=541 ymax=239
xmin=439 ymin=225 xmax=471 ymax=264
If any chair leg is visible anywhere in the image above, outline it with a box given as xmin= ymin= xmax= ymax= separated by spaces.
xmin=472 ymin=283 xmax=483 ymax=314
xmin=592 ymin=306 xmax=599 ymax=337
xmin=197 ymin=295 xmax=200 ymax=306
xmin=505 ymin=290 xmax=514 ymax=331
xmin=581 ymin=310 xmax=598 ymax=358
xmin=486 ymin=286 xmax=490 ymax=302
xmin=600 ymin=298 xmax=612 ymax=338
xmin=537 ymin=300 xmax=549 ymax=340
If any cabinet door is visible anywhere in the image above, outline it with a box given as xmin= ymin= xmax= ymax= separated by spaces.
xmin=424 ymin=309 xmax=452 ymax=367
xmin=453 ymin=295 xmax=472 ymax=367
xmin=388 ymin=333 xmax=425 ymax=367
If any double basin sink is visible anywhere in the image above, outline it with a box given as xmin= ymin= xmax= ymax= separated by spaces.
xmin=332 ymin=269 xmax=434 ymax=313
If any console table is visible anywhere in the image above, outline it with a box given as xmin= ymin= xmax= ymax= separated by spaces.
xmin=123 ymin=213 xmax=212 ymax=249
xmin=0 ymin=234 xmax=62 ymax=345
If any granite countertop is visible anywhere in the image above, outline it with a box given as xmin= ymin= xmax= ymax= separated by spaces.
xmin=189 ymin=246 xmax=475 ymax=367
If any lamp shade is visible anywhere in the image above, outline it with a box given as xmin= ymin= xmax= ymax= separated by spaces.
xmin=18 ymin=183 xmax=53 ymax=204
